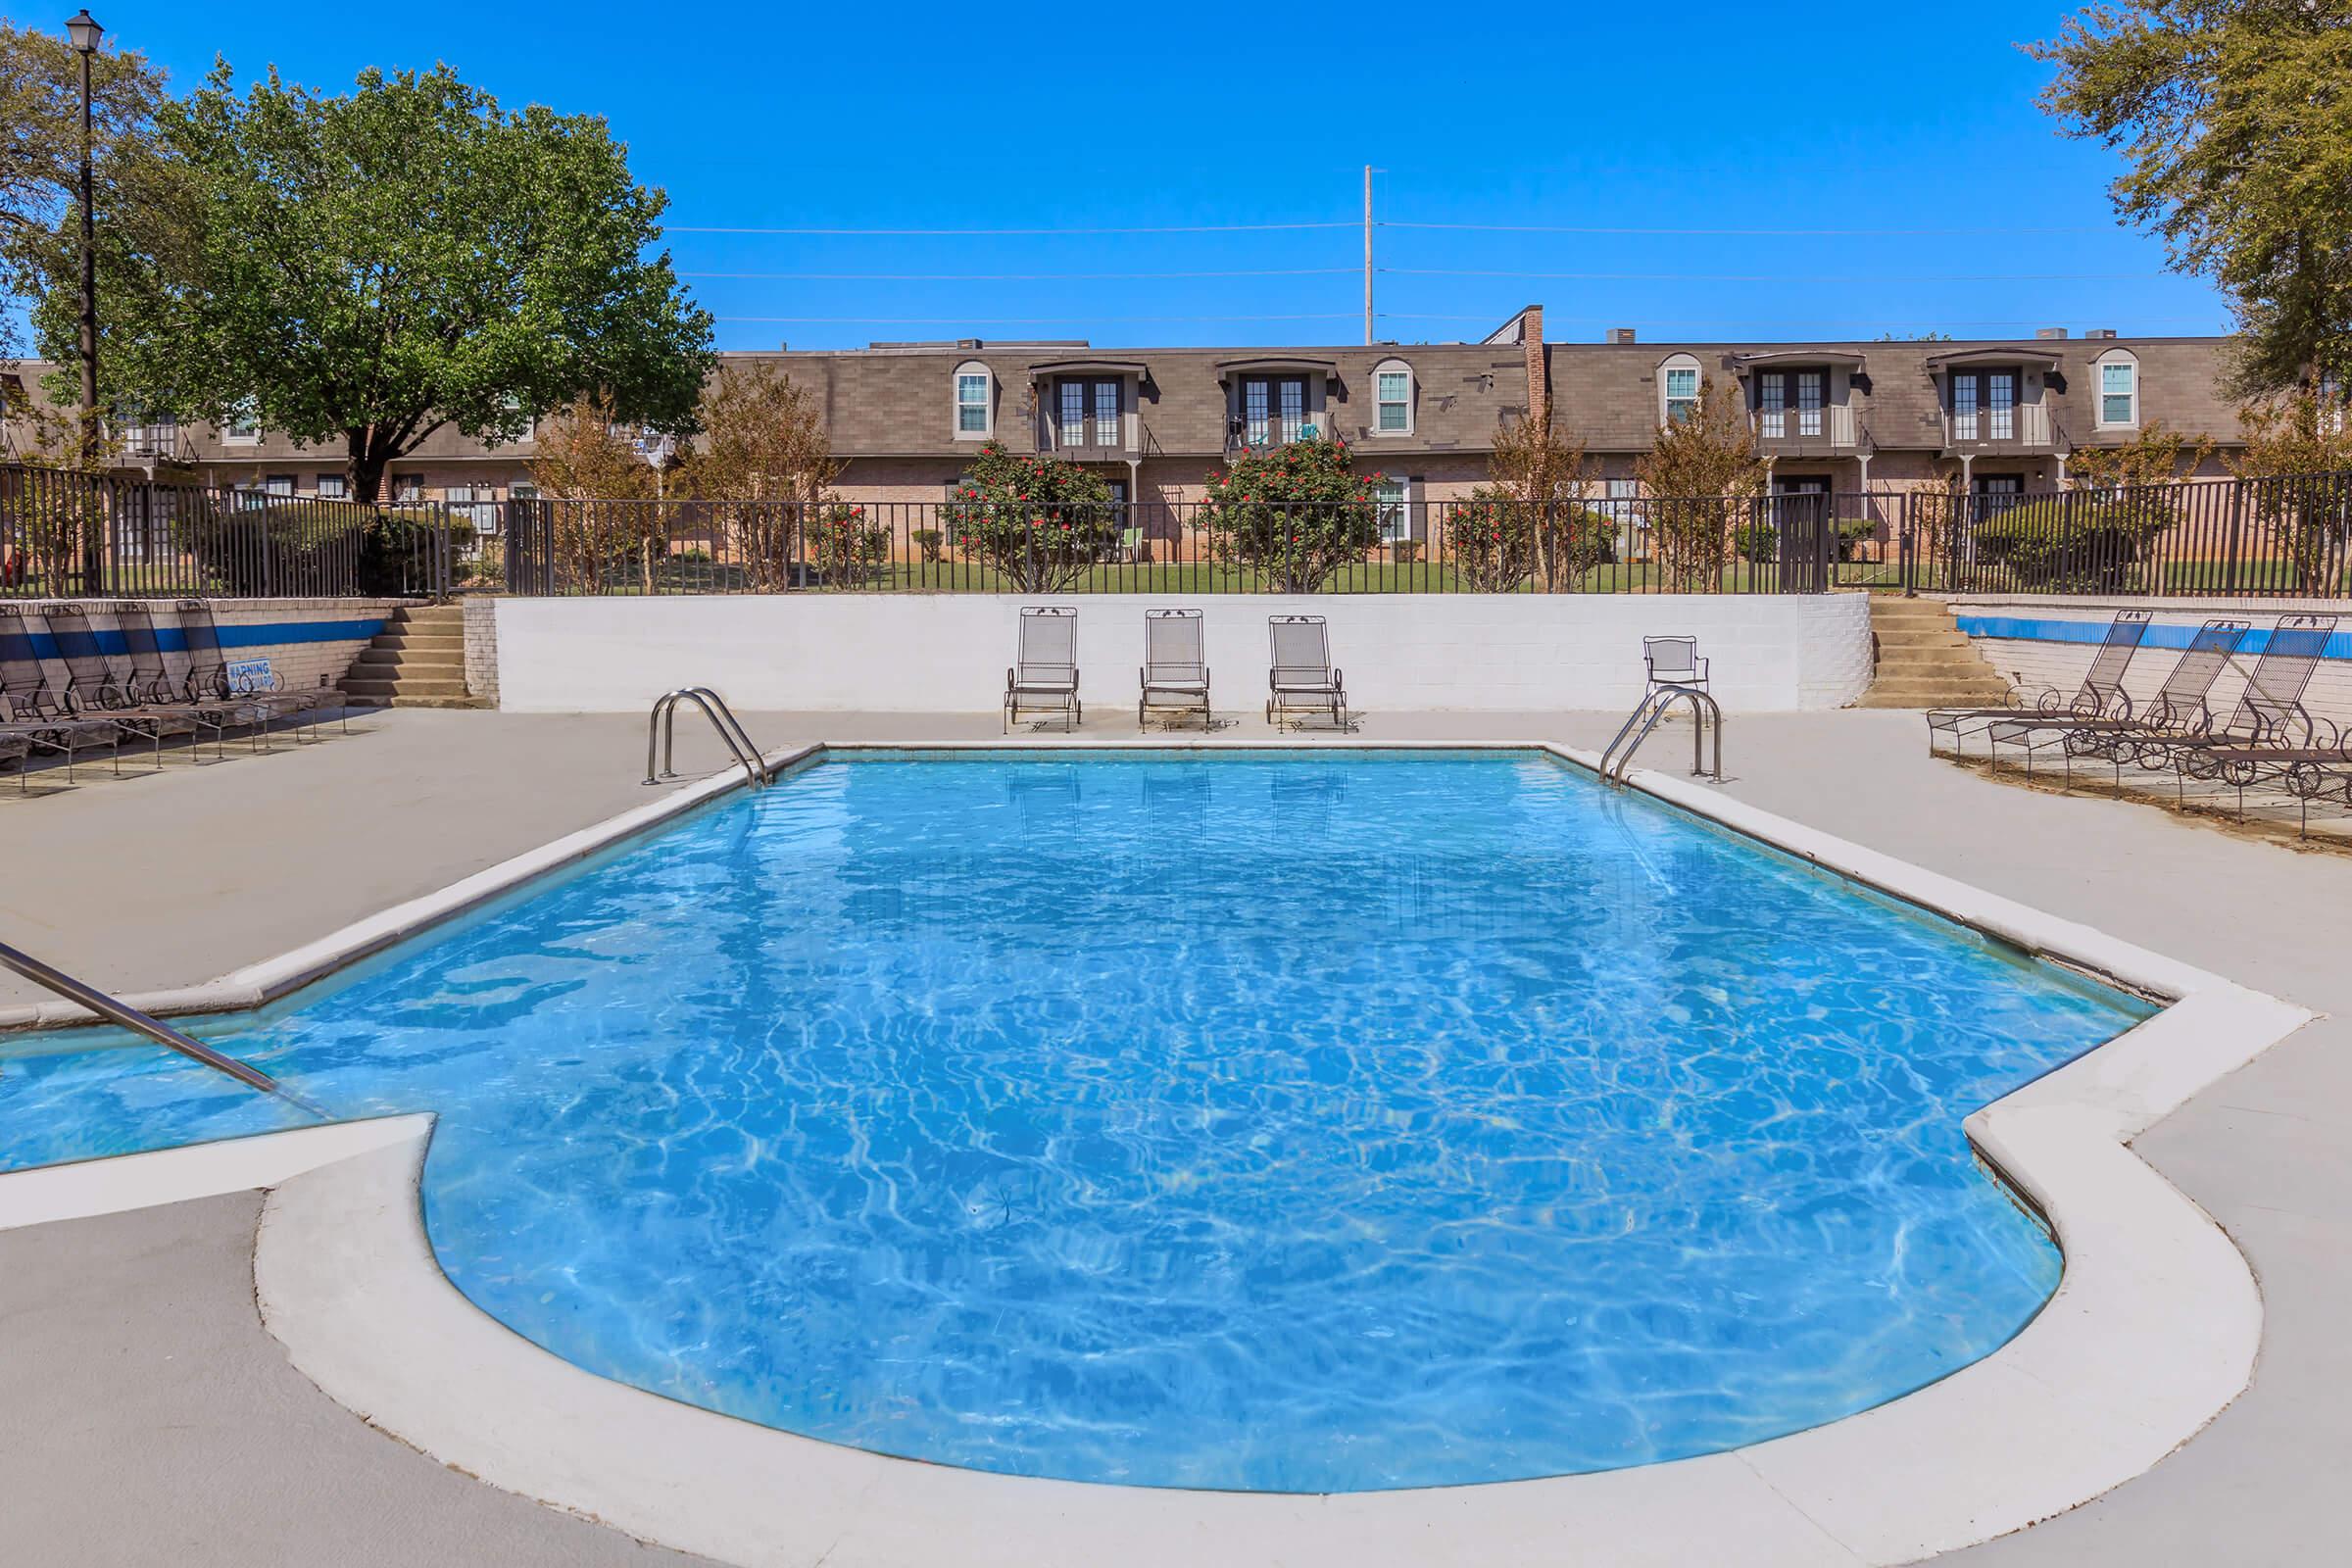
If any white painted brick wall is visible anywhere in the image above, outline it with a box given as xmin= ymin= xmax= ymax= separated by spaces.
xmin=463 ymin=597 xmax=500 ymax=705
xmin=495 ymin=594 xmax=1874 ymax=715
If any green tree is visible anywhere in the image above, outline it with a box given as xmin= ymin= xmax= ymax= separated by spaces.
xmin=30 ymin=63 xmax=713 ymax=501
xmin=2031 ymin=3 xmax=2352 ymax=398
xmin=682 ymin=363 xmax=839 ymax=591
xmin=2230 ymin=389 xmax=2352 ymax=590
xmin=941 ymin=440 xmax=1117 ymax=592
xmin=1634 ymin=375 xmax=1765 ymax=591
xmin=1200 ymin=436 xmax=1382 ymax=592
xmin=1468 ymin=411 xmax=1608 ymax=592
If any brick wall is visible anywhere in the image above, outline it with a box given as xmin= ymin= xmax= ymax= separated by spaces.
xmin=12 ymin=598 xmax=401 ymax=702
xmin=463 ymin=596 xmax=501 ymax=705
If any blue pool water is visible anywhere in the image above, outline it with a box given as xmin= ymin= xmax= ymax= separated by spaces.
xmin=0 ymin=751 xmax=2149 ymax=1492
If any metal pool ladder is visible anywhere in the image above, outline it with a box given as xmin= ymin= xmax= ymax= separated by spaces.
xmin=1600 ymin=687 xmax=1725 ymax=785
xmin=645 ymin=688 xmax=771 ymax=789
xmin=0 ymin=940 xmax=327 ymax=1117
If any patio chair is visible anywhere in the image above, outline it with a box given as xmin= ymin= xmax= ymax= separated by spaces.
xmin=1642 ymin=636 xmax=1709 ymax=696
xmin=0 ymin=728 xmax=28 ymax=793
xmin=1983 ymin=617 xmax=2252 ymax=778
xmin=1267 ymin=614 xmax=1348 ymax=730
xmin=1927 ymin=608 xmax=2154 ymax=758
xmin=1004 ymin=605 xmax=1080 ymax=732
xmin=0 ymin=605 xmax=151 ymax=779
xmin=1138 ymin=608 xmax=1210 ymax=731
xmin=2159 ymin=613 xmax=2340 ymax=777
xmin=114 ymin=602 xmax=276 ymax=756
xmin=174 ymin=600 xmax=336 ymax=741
xmin=42 ymin=604 xmax=236 ymax=762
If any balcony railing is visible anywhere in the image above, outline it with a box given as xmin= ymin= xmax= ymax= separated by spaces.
xmin=1224 ymin=415 xmax=1327 ymax=456
xmin=1941 ymin=401 xmax=2060 ymax=452
xmin=1751 ymin=402 xmax=1859 ymax=452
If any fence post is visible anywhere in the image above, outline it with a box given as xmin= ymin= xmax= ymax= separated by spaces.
xmin=2223 ymin=477 xmax=2245 ymax=597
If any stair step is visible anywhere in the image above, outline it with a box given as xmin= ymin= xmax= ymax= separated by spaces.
xmin=355 ymin=647 xmax=463 ymax=669
xmin=370 ymin=629 xmax=465 ymax=647
xmin=388 ymin=694 xmax=492 ymax=710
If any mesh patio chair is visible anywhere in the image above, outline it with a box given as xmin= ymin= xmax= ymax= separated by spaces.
xmin=1004 ymin=605 xmax=1080 ymax=732
xmin=1267 ymin=614 xmax=1348 ymax=730
xmin=2159 ymin=613 xmax=2341 ymax=776
xmin=173 ymin=600 xmax=325 ymax=743
xmin=114 ymin=602 xmax=275 ymax=757
xmin=44 ymin=604 xmax=240 ymax=762
xmin=1985 ymin=617 xmax=2253 ymax=784
xmin=1642 ymin=637 xmax=1709 ymax=695
xmin=0 ymin=605 xmax=150 ymax=779
xmin=0 ymin=728 xmax=29 ymax=793
xmin=1139 ymin=608 xmax=1210 ymax=731
xmin=1927 ymin=608 xmax=2153 ymax=757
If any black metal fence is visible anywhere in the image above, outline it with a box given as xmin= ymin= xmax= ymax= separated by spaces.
xmin=1 ymin=465 xmax=456 ymax=599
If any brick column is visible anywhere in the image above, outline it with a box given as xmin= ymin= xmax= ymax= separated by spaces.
xmin=1521 ymin=305 xmax=1547 ymax=428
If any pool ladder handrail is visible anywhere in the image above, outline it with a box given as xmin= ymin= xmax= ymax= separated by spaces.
xmin=1600 ymin=686 xmax=1724 ymax=785
xmin=0 ymin=939 xmax=327 ymax=1117
xmin=646 ymin=688 xmax=771 ymax=789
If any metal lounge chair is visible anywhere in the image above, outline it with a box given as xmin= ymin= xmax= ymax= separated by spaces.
xmin=1139 ymin=608 xmax=1210 ymax=731
xmin=174 ymin=599 xmax=320 ymax=742
xmin=43 ymin=603 xmax=238 ymax=762
xmin=2160 ymin=613 xmax=2341 ymax=778
xmin=1984 ymin=617 xmax=2252 ymax=780
xmin=0 ymin=605 xmax=149 ymax=779
xmin=1927 ymin=608 xmax=2154 ymax=759
xmin=1267 ymin=614 xmax=1348 ymax=730
xmin=112 ymin=601 xmax=278 ymax=757
xmin=1642 ymin=636 xmax=1709 ymax=696
xmin=1004 ymin=605 xmax=1080 ymax=732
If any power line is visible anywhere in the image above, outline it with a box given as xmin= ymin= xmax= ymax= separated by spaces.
xmin=670 ymin=220 xmax=1355 ymax=236
xmin=1376 ymin=312 xmax=2228 ymax=330
xmin=1382 ymin=269 xmax=2167 ymax=283
xmin=1380 ymin=220 xmax=2110 ymax=236
xmin=716 ymin=313 xmax=1360 ymax=324
xmin=684 ymin=268 xmax=1356 ymax=282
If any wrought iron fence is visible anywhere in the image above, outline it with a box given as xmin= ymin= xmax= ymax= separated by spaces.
xmin=0 ymin=464 xmax=455 ymax=599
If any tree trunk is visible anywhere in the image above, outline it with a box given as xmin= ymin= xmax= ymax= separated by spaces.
xmin=347 ymin=430 xmax=388 ymax=504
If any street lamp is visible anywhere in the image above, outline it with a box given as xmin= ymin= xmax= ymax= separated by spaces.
xmin=68 ymin=11 xmax=102 ymax=473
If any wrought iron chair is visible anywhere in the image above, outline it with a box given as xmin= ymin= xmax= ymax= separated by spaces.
xmin=174 ymin=600 xmax=330 ymax=743
xmin=1267 ymin=614 xmax=1348 ymax=730
xmin=2162 ymin=613 xmax=2341 ymax=779
xmin=1004 ymin=605 xmax=1080 ymax=732
xmin=1986 ymin=617 xmax=2253 ymax=781
xmin=44 ymin=603 xmax=244 ymax=762
xmin=1139 ymin=608 xmax=1210 ymax=731
xmin=1642 ymin=636 xmax=1709 ymax=695
xmin=1928 ymin=607 xmax=2154 ymax=757
xmin=0 ymin=604 xmax=149 ymax=779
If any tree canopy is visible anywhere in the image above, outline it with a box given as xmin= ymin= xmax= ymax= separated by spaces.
xmin=2032 ymin=2 xmax=2352 ymax=397
xmin=29 ymin=62 xmax=713 ymax=499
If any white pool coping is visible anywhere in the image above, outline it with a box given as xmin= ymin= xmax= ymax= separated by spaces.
xmin=0 ymin=738 xmax=2315 ymax=1567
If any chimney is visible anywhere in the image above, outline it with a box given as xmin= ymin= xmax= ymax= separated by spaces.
xmin=2035 ymin=327 xmax=2070 ymax=339
xmin=1606 ymin=326 xmax=1638 ymax=345
xmin=1522 ymin=305 xmax=1547 ymax=428
xmin=2084 ymin=327 xmax=2119 ymax=339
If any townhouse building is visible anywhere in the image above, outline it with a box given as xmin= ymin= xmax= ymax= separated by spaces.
xmin=3 ymin=306 xmax=2244 ymax=545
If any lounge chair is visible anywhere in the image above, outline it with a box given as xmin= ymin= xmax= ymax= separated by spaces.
xmin=1927 ymin=608 xmax=2153 ymax=759
xmin=41 ymin=604 xmax=237 ymax=762
xmin=2159 ymin=613 xmax=2340 ymax=778
xmin=1004 ymin=605 xmax=1080 ymax=732
xmin=1983 ymin=617 xmax=2251 ymax=779
xmin=175 ymin=600 xmax=336 ymax=740
xmin=1642 ymin=636 xmax=1709 ymax=696
xmin=0 ymin=728 xmax=28 ymax=793
xmin=1139 ymin=608 xmax=1210 ymax=731
xmin=1267 ymin=614 xmax=1348 ymax=730
xmin=111 ymin=601 xmax=274 ymax=754
xmin=0 ymin=605 xmax=152 ymax=778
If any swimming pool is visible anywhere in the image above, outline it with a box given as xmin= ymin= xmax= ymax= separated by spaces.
xmin=0 ymin=749 xmax=2149 ymax=1493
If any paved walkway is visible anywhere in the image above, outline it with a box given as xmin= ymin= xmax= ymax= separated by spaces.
xmin=3 ymin=708 xmax=2346 ymax=1564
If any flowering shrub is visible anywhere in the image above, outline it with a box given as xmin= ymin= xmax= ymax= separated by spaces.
xmin=1447 ymin=487 xmax=1615 ymax=592
xmin=809 ymin=501 xmax=890 ymax=586
xmin=940 ymin=441 xmax=1118 ymax=591
xmin=1199 ymin=436 xmax=1382 ymax=592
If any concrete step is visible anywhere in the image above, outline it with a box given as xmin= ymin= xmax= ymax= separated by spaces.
xmin=388 ymin=604 xmax=465 ymax=621
xmin=1876 ymin=652 xmax=2004 ymax=674
xmin=370 ymin=627 xmax=465 ymax=645
xmin=354 ymin=647 xmax=463 ymax=669
xmin=1872 ymin=626 xmax=1979 ymax=649
xmin=343 ymin=674 xmax=469 ymax=700
xmin=1860 ymin=679 xmax=2012 ymax=706
xmin=387 ymin=694 xmax=492 ymax=710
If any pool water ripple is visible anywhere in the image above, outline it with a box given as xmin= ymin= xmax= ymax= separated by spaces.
xmin=0 ymin=753 xmax=2148 ymax=1491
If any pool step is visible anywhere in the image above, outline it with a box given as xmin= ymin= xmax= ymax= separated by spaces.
xmin=341 ymin=605 xmax=488 ymax=710
xmin=1857 ymin=598 xmax=2013 ymax=710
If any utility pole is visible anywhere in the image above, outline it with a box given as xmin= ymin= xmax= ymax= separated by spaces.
xmin=1362 ymin=166 xmax=1375 ymax=346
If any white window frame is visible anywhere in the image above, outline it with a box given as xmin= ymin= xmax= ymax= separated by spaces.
xmin=1796 ymin=370 xmax=1824 ymax=438
xmin=1373 ymin=476 xmax=1413 ymax=543
xmin=1660 ymin=356 xmax=1702 ymax=425
xmin=953 ymin=361 xmax=993 ymax=441
xmin=390 ymin=474 xmax=425 ymax=503
xmin=316 ymin=473 xmax=348 ymax=500
xmin=1757 ymin=371 xmax=1786 ymax=438
xmin=1372 ymin=359 xmax=1414 ymax=436
xmin=2095 ymin=350 xmax=2139 ymax=429
xmin=220 ymin=400 xmax=261 ymax=446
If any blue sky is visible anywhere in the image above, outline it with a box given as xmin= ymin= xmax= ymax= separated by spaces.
xmin=64 ymin=1 xmax=2227 ymax=351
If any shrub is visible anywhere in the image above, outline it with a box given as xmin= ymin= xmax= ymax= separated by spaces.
xmin=1835 ymin=518 xmax=1879 ymax=562
xmin=809 ymin=502 xmax=890 ymax=586
xmin=1734 ymin=520 xmax=1779 ymax=565
xmin=1199 ymin=436 xmax=1382 ymax=592
xmin=911 ymin=527 xmax=944 ymax=564
xmin=940 ymin=441 xmax=1118 ymax=592
xmin=1447 ymin=489 xmax=1615 ymax=592
xmin=1972 ymin=497 xmax=2168 ymax=591
xmin=1392 ymin=539 xmax=1420 ymax=565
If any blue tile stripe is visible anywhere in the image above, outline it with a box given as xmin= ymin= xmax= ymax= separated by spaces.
xmin=21 ymin=618 xmax=385 ymax=659
xmin=1957 ymin=614 xmax=2352 ymax=662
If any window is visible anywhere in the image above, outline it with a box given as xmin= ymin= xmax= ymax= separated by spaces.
xmin=391 ymin=475 xmax=424 ymax=503
xmin=1951 ymin=373 xmax=1980 ymax=440
xmin=264 ymin=474 xmax=296 ymax=497
xmin=953 ymin=361 xmax=992 ymax=439
xmin=1758 ymin=372 xmax=1786 ymax=437
xmin=1987 ymin=371 xmax=2016 ymax=440
xmin=1373 ymin=478 xmax=1411 ymax=543
xmin=2098 ymin=354 xmax=2138 ymax=427
xmin=1094 ymin=379 xmax=1119 ymax=445
xmin=1796 ymin=370 xmax=1824 ymax=438
xmin=317 ymin=473 xmax=347 ymax=500
xmin=221 ymin=400 xmax=260 ymax=444
xmin=1373 ymin=359 xmax=1413 ymax=434
xmin=1661 ymin=358 xmax=1701 ymax=423
xmin=1054 ymin=379 xmax=1121 ymax=449
xmin=1239 ymin=376 xmax=1307 ymax=446
xmin=1059 ymin=381 xmax=1085 ymax=445
xmin=1278 ymin=377 xmax=1305 ymax=441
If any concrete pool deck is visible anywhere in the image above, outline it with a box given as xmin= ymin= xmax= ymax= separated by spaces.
xmin=2 ymin=708 xmax=2347 ymax=1564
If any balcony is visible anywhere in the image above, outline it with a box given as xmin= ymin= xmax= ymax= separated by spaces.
xmin=1750 ymin=402 xmax=1862 ymax=456
xmin=1223 ymin=415 xmax=1329 ymax=457
xmin=1940 ymin=401 xmax=2061 ymax=455
xmin=112 ymin=423 xmax=194 ymax=465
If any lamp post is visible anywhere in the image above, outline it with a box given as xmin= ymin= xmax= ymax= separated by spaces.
xmin=67 ymin=10 xmax=103 ymax=592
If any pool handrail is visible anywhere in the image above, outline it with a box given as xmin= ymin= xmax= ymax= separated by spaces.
xmin=0 ymin=938 xmax=326 ymax=1117
xmin=1601 ymin=685 xmax=1724 ymax=785
xmin=645 ymin=688 xmax=768 ymax=789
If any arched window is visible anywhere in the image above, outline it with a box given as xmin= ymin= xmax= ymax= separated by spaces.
xmin=1372 ymin=358 xmax=1415 ymax=436
xmin=1658 ymin=354 xmax=1703 ymax=424
xmin=953 ymin=361 xmax=994 ymax=441
xmin=2094 ymin=348 xmax=2139 ymax=429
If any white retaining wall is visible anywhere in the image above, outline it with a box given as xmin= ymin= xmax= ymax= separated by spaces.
xmin=1948 ymin=593 xmax=2352 ymax=734
xmin=491 ymin=593 xmax=1874 ymax=715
